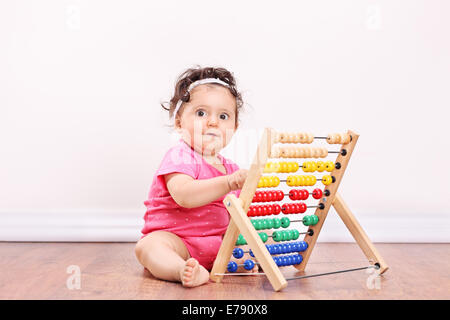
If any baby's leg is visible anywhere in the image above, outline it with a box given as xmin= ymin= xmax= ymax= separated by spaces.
xmin=135 ymin=231 xmax=210 ymax=287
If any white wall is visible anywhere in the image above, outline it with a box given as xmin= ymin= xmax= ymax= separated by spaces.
xmin=1 ymin=0 xmax=449 ymax=242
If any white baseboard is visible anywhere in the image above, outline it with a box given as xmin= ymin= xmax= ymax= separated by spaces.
xmin=0 ymin=211 xmax=449 ymax=242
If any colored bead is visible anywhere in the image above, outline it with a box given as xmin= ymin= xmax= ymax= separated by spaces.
xmin=305 ymin=189 xmax=310 ymax=200
xmin=322 ymin=175 xmax=332 ymax=185
xmin=273 ymin=204 xmax=281 ymax=215
xmin=289 ymin=189 xmax=298 ymax=200
xmin=325 ymin=161 xmax=335 ymax=172
xmin=273 ymin=231 xmax=282 ymax=242
xmin=259 ymin=232 xmax=268 ymax=243
xmin=273 ymin=218 xmax=281 ymax=229
xmin=227 ymin=261 xmax=238 ymax=272
xmin=312 ymin=188 xmax=323 ymax=199
xmin=233 ymin=248 xmax=244 ymax=259
xmin=298 ymin=202 xmax=307 ymax=213
xmin=281 ymin=217 xmax=290 ymax=228
xmin=303 ymin=215 xmax=313 ymax=226
xmin=292 ymin=229 xmax=300 ymax=240
xmin=244 ymin=259 xmax=255 ymax=270
xmin=316 ymin=161 xmax=325 ymax=172
xmin=302 ymin=162 xmax=312 ymax=172
xmin=266 ymin=218 xmax=274 ymax=229
xmin=249 ymin=249 xmax=254 ymax=257
xmin=299 ymin=241 xmax=308 ymax=252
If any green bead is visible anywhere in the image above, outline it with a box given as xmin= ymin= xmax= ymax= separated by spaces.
xmin=259 ymin=232 xmax=268 ymax=243
xmin=287 ymin=229 xmax=295 ymax=240
xmin=251 ymin=220 xmax=257 ymax=229
xmin=281 ymin=217 xmax=290 ymax=228
xmin=254 ymin=220 xmax=262 ymax=230
xmin=312 ymin=215 xmax=319 ymax=226
xmin=273 ymin=218 xmax=281 ymax=229
xmin=303 ymin=215 xmax=312 ymax=226
xmin=292 ymin=229 xmax=300 ymax=240
xmin=281 ymin=230 xmax=288 ymax=241
xmin=273 ymin=231 xmax=282 ymax=242
xmin=266 ymin=219 xmax=274 ymax=229
xmin=261 ymin=219 xmax=268 ymax=230
xmin=236 ymin=234 xmax=246 ymax=245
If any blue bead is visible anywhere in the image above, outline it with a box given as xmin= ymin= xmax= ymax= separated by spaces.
xmin=286 ymin=256 xmax=293 ymax=266
xmin=274 ymin=245 xmax=281 ymax=254
xmin=244 ymin=259 xmax=255 ymax=270
xmin=281 ymin=244 xmax=289 ymax=254
xmin=249 ymin=249 xmax=254 ymax=257
xmin=267 ymin=245 xmax=274 ymax=255
xmin=233 ymin=248 xmax=244 ymax=259
xmin=227 ymin=261 xmax=238 ymax=272
xmin=285 ymin=243 xmax=292 ymax=253
xmin=290 ymin=242 xmax=298 ymax=252
xmin=296 ymin=254 xmax=303 ymax=264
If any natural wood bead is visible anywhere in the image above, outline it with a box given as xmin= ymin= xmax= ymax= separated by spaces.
xmin=287 ymin=133 xmax=296 ymax=143
xmin=306 ymin=133 xmax=314 ymax=144
xmin=271 ymin=147 xmax=281 ymax=158
xmin=327 ymin=133 xmax=339 ymax=144
xmin=279 ymin=132 xmax=289 ymax=143
xmin=320 ymin=147 xmax=328 ymax=157
xmin=295 ymin=147 xmax=302 ymax=158
xmin=298 ymin=132 xmax=306 ymax=143
xmin=341 ymin=133 xmax=351 ymax=144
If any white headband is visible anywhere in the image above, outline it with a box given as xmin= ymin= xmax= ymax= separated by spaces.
xmin=172 ymin=78 xmax=230 ymax=123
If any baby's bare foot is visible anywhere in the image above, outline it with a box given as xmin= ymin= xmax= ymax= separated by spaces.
xmin=180 ymin=258 xmax=210 ymax=288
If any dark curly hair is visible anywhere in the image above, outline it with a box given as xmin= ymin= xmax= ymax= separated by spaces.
xmin=161 ymin=66 xmax=243 ymax=127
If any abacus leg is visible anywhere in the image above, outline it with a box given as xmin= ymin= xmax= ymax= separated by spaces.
xmin=332 ymin=193 xmax=389 ymax=274
xmin=135 ymin=231 xmax=210 ymax=287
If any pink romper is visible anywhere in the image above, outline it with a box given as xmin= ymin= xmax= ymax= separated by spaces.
xmin=141 ymin=139 xmax=241 ymax=270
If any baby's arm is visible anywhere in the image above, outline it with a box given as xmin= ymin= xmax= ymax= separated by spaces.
xmin=164 ymin=169 xmax=247 ymax=209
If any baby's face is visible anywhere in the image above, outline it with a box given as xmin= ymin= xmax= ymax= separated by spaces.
xmin=176 ymin=84 xmax=237 ymax=157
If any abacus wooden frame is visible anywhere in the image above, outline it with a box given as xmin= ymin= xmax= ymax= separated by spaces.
xmin=210 ymin=128 xmax=388 ymax=292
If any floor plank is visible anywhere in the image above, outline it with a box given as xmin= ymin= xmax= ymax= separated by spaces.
xmin=0 ymin=242 xmax=448 ymax=300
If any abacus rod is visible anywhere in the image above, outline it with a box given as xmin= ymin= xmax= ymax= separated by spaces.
xmin=285 ymin=265 xmax=378 ymax=281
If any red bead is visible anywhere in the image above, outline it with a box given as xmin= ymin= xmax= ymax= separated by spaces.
xmin=312 ymin=188 xmax=323 ymax=199
xmin=281 ymin=204 xmax=288 ymax=214
xmin=255 ymin=206 xmax=262 ymax=216
xmin=302 ymin=189 xmax=309 ymax=200
xmin=277 ymin=190 xmax=284 ymax=201
xmin=289 ymin=190 xmax=295 ymax=200
xmin=273 ymin=204 xmax=281 ymax=215
xmin=268 ymin=191 xmax=275 ymax=202
xmin=248 ymin=206 xmax=254 ymax=216
xmin=299 ymin=202 xmax=307 ymax=213
xmin=260 ymin=205 xmax=267 ymax=216
xmin=260 ymin=192 xmax=267 ymax=202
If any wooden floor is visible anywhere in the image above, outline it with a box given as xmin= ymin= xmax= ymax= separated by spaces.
xmin=0 ymin=242 xmax=448 ymax=300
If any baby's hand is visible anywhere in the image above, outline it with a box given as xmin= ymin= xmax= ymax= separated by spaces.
xmin=227 ymin=169 xmax=248 ymax=191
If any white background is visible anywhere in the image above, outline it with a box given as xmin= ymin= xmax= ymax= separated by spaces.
xmin=1 ymin=0 xmax=449 ymax=242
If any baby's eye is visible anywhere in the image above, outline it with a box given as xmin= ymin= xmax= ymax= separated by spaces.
xmin=220 ymin=113 xmax=229 ymax=120
xmin=196 ymin=110 xmax=207 ymax=117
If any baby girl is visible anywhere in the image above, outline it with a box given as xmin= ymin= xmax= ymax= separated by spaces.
xmin=135 ymin=66 xmax=257 ymax=287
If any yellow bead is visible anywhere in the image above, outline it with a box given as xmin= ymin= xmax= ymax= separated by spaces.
xmin=287 ymin=162 xmax=294 ymax=172
xmin=280 ymin=162 xmax=288 ymax=173
xmin=316 ymin=161 xmax=325 ymax=172
xmin=322 ymin=175 xmax=332 ymax=185
xmin=310 ymin=175 xmax=317 ymax=186
xmin=302 ymin=161 xmax=311 ymax=172
xmin=273 ymin=162 xmax=281 ymax=173
xmin=310 ymin=162 xmax=317 ymax=172
xmin=295 ymin=175 xmax=303 ymax=186
xmin=286 ymin=176 xmax=294 ymax=187
xmin=325 ymin=161 xmax=335 ymax=172
xmin=271 ymin=176 xmax=280 ymax=187
xmin=264 ymin=162 xmax=272 ymax=173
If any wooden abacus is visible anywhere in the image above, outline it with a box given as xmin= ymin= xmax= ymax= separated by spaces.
xmin=210 ymin=128 xmax=388 ymax=291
